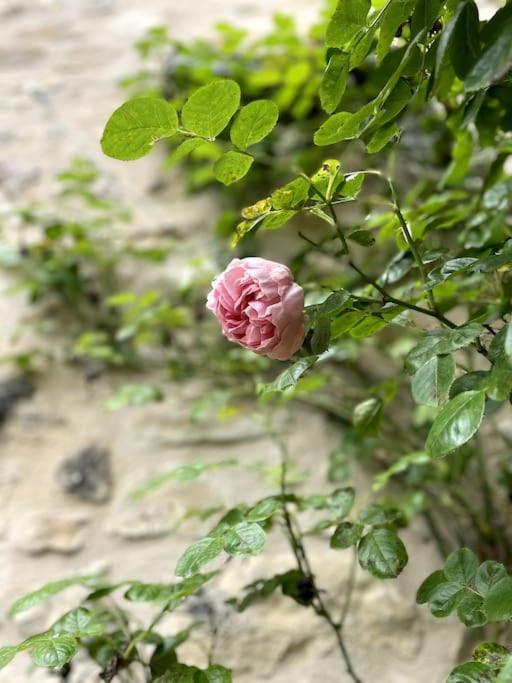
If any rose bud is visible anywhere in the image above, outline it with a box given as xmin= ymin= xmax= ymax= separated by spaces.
xmin=207 ymin=257 xmax=305 ymax=361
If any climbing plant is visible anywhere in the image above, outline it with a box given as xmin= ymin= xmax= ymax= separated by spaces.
xmin=2 ymin=0 xmax=512 ymax=681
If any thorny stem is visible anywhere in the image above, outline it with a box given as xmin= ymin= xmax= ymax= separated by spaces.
xmin=275 ymin=434 xmax=363 ymax=683
xmin=348 ymin=260 xmax=458 ymax=329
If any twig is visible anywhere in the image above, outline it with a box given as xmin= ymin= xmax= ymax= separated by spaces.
xmin=348 ymin=260 xmax=458 ymax=329
xmin=274 ymin=433 xmax=363 ymax=683
xmin=387 ymin=177 xmax=437 ymax=312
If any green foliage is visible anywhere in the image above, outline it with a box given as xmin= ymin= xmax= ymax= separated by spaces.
xmin=417 ymin=549 xmax=512 ymax=638
xmin=411 ymin=354 xmax=455 ymax=407
xmin=357 ymin=528 xmax=408 ymax=579
xmin=230 ymin=100 xmax=279 ymax=149
xmin=181 ymin=80 xmax=240 ymax=139
xmin=213 ymin=151 xmax=254 ymax=185
xmin=175 ymin=536 xmax=225 ymax=578
xmin=101 ymin=98 xmax=178 ymax=160
xmin=425 ymin=390 xmax=486 ymax=458
xmin=320 ymin=51 xmax=349 ymax=114
xmin=259 ymin=356 xmax=319 ymax=396
xmin=9 ymin=575 xmax=100 ymax=616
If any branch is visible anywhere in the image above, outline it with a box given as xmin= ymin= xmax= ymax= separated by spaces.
xmin=274 ymin=433 xmax=363 ymax=683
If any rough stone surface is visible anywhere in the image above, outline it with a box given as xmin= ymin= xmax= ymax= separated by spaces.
xmin=12 ymin=511 xmax=90 ymax=556
xmin=0 ymin=0 xmax=474 ymax=681
xmin=56 ymin=444 xmax=112 ymax=502
xmin=0 ymin=377 xmax=34 ymax=425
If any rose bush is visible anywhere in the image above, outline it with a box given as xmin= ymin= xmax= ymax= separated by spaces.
xmin=207 ymin=257 xmax=305 ymax=361
xmin=2 ymin=0 xmax=512 ymax=681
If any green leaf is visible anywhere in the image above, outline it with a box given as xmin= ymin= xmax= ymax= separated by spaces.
xmin=475 ymin=561 xmax=508 ymax=597
xmin=260 ymin=356 xmax=318 ymax=396
xmin=416 ymin=570 xmax=447 ymax=604
xmin=473 ymin=642 xmax=510 ymax=673
xmin=442 ymin=130 xmax=474 ymax=186
xmin=487 ymin=357 xmax=512 ymax=402
xmin=155 ymin=664 xmax=208 ymax=683
xmin=317 ymin=290 xmax=351 ymax=317
xmin=331 ymin=522 xmax=364 ymax=549
xmin=427 ymin=581 xmax=463 ymax=617
xmin=425 ymin=390 xmax=486 ymax=458
xmin=9 ymin=575 xmax=99 ymax=616
xmin=125 ymin=582 xmax=177 ymax=605
xmin=223 ymin=522 xmax=266 ymax=557
xmin=247 ymin=498 xmax=280 ymax=522
xmin=374 ymin=78 xmax=413 ymax=127
xmin=353 ymin=397 xmax=383 ymax=436
xmin=331 ymin=310 xmax=366 ymax=338
xmin=175 ymin=536 xmax=224 ymax=578
xmin=410 ymin=0 xmax=442 ymax=37
xmin=377 ymin=0 xmax=416 ymax=62
xmin=270 ymin=177 xmax=309 ymax=209
xmin=444 ymin=548 xmax=478 ymax=585
xmin=408 ymin=308 xmax=443 ymax=355
xmin=327 ymin=487 xmax=356 ymax=519
xmin=411 ymin=354 xmax=455 ymax=407
xmin=311 ymin=317 xmax=331 ymax=354
xmin=234 ymin=571 xmax=300 ymax=611
xmin=435 ymin=0 xmax=479 ymax=81
xmin=132 ymin=460 xmax=238 ymax=499
xmin=447 ymin=662 xmax=493 ymax=683
xmin=106 ymin=383 xmax=164 ymax=411
xmin=213 ymin=151 xmax=253 ymax=185
xmin=349 ymin=313 xmax=391 ymax=339
xmin=426 ymin=258 xmax=478 ymax=289
xmin=349 ymin=24 xmax=378 ymax=68
xmin=490 ymin=323 xmax=512 ymax=362
xmin=358 ymin=503 xmax=404 ymax=527
xmin=465 ymin=4 xmax=512 ymax=92
xmin=181 ymin=79 xmax=241 ymax=139
xmin=0 ymin=647 xmax=17 ymax=670
xmin=126 ymin=573 xmax=215 ymax=607
xmin=28 ymin=633 xmax=79 ymax=669
xmin=101 ymin=98 xmax=179 ymax=160
xmin=366 ymin=122 xmax=400 ymax=153
xmin=485 ymin=577 xmax=512 ymax=622
xmin=326 ymin=0 xmax=371 ymax=49
xmin=357 ymin=528 xmax=408 ymax=579
xmin=230 ymin=100 xmax=279 ymax=149
xmin=457 ymin=592 xmax=487 ymax=628
xmin=320 ymin=51 xmax=350 ymax=114
xmin=205 ymin=665 xmax=232 ymax=683
xmin=373 ymin=451 xmax=430 ymax=491
xmin=52 ymin=608 xmax=104 ymax=638
xmin=450 ymin=371 xmax=489 ymax=399
xmin=314 ymin=103 xmax=375 ymax=146
xmin=497 ymin=655 xmax=512 ymax=682
xmin=338 ymin=172 xmax=365 ymax=198
xmin=241 ymin=198 xmax=272 ymax=220
xmin=260 ymin=210 xmax=297 ymax=230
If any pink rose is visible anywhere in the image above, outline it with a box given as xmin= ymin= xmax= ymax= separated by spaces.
xmin=207 ymin=257 xmax=305 ymax=361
